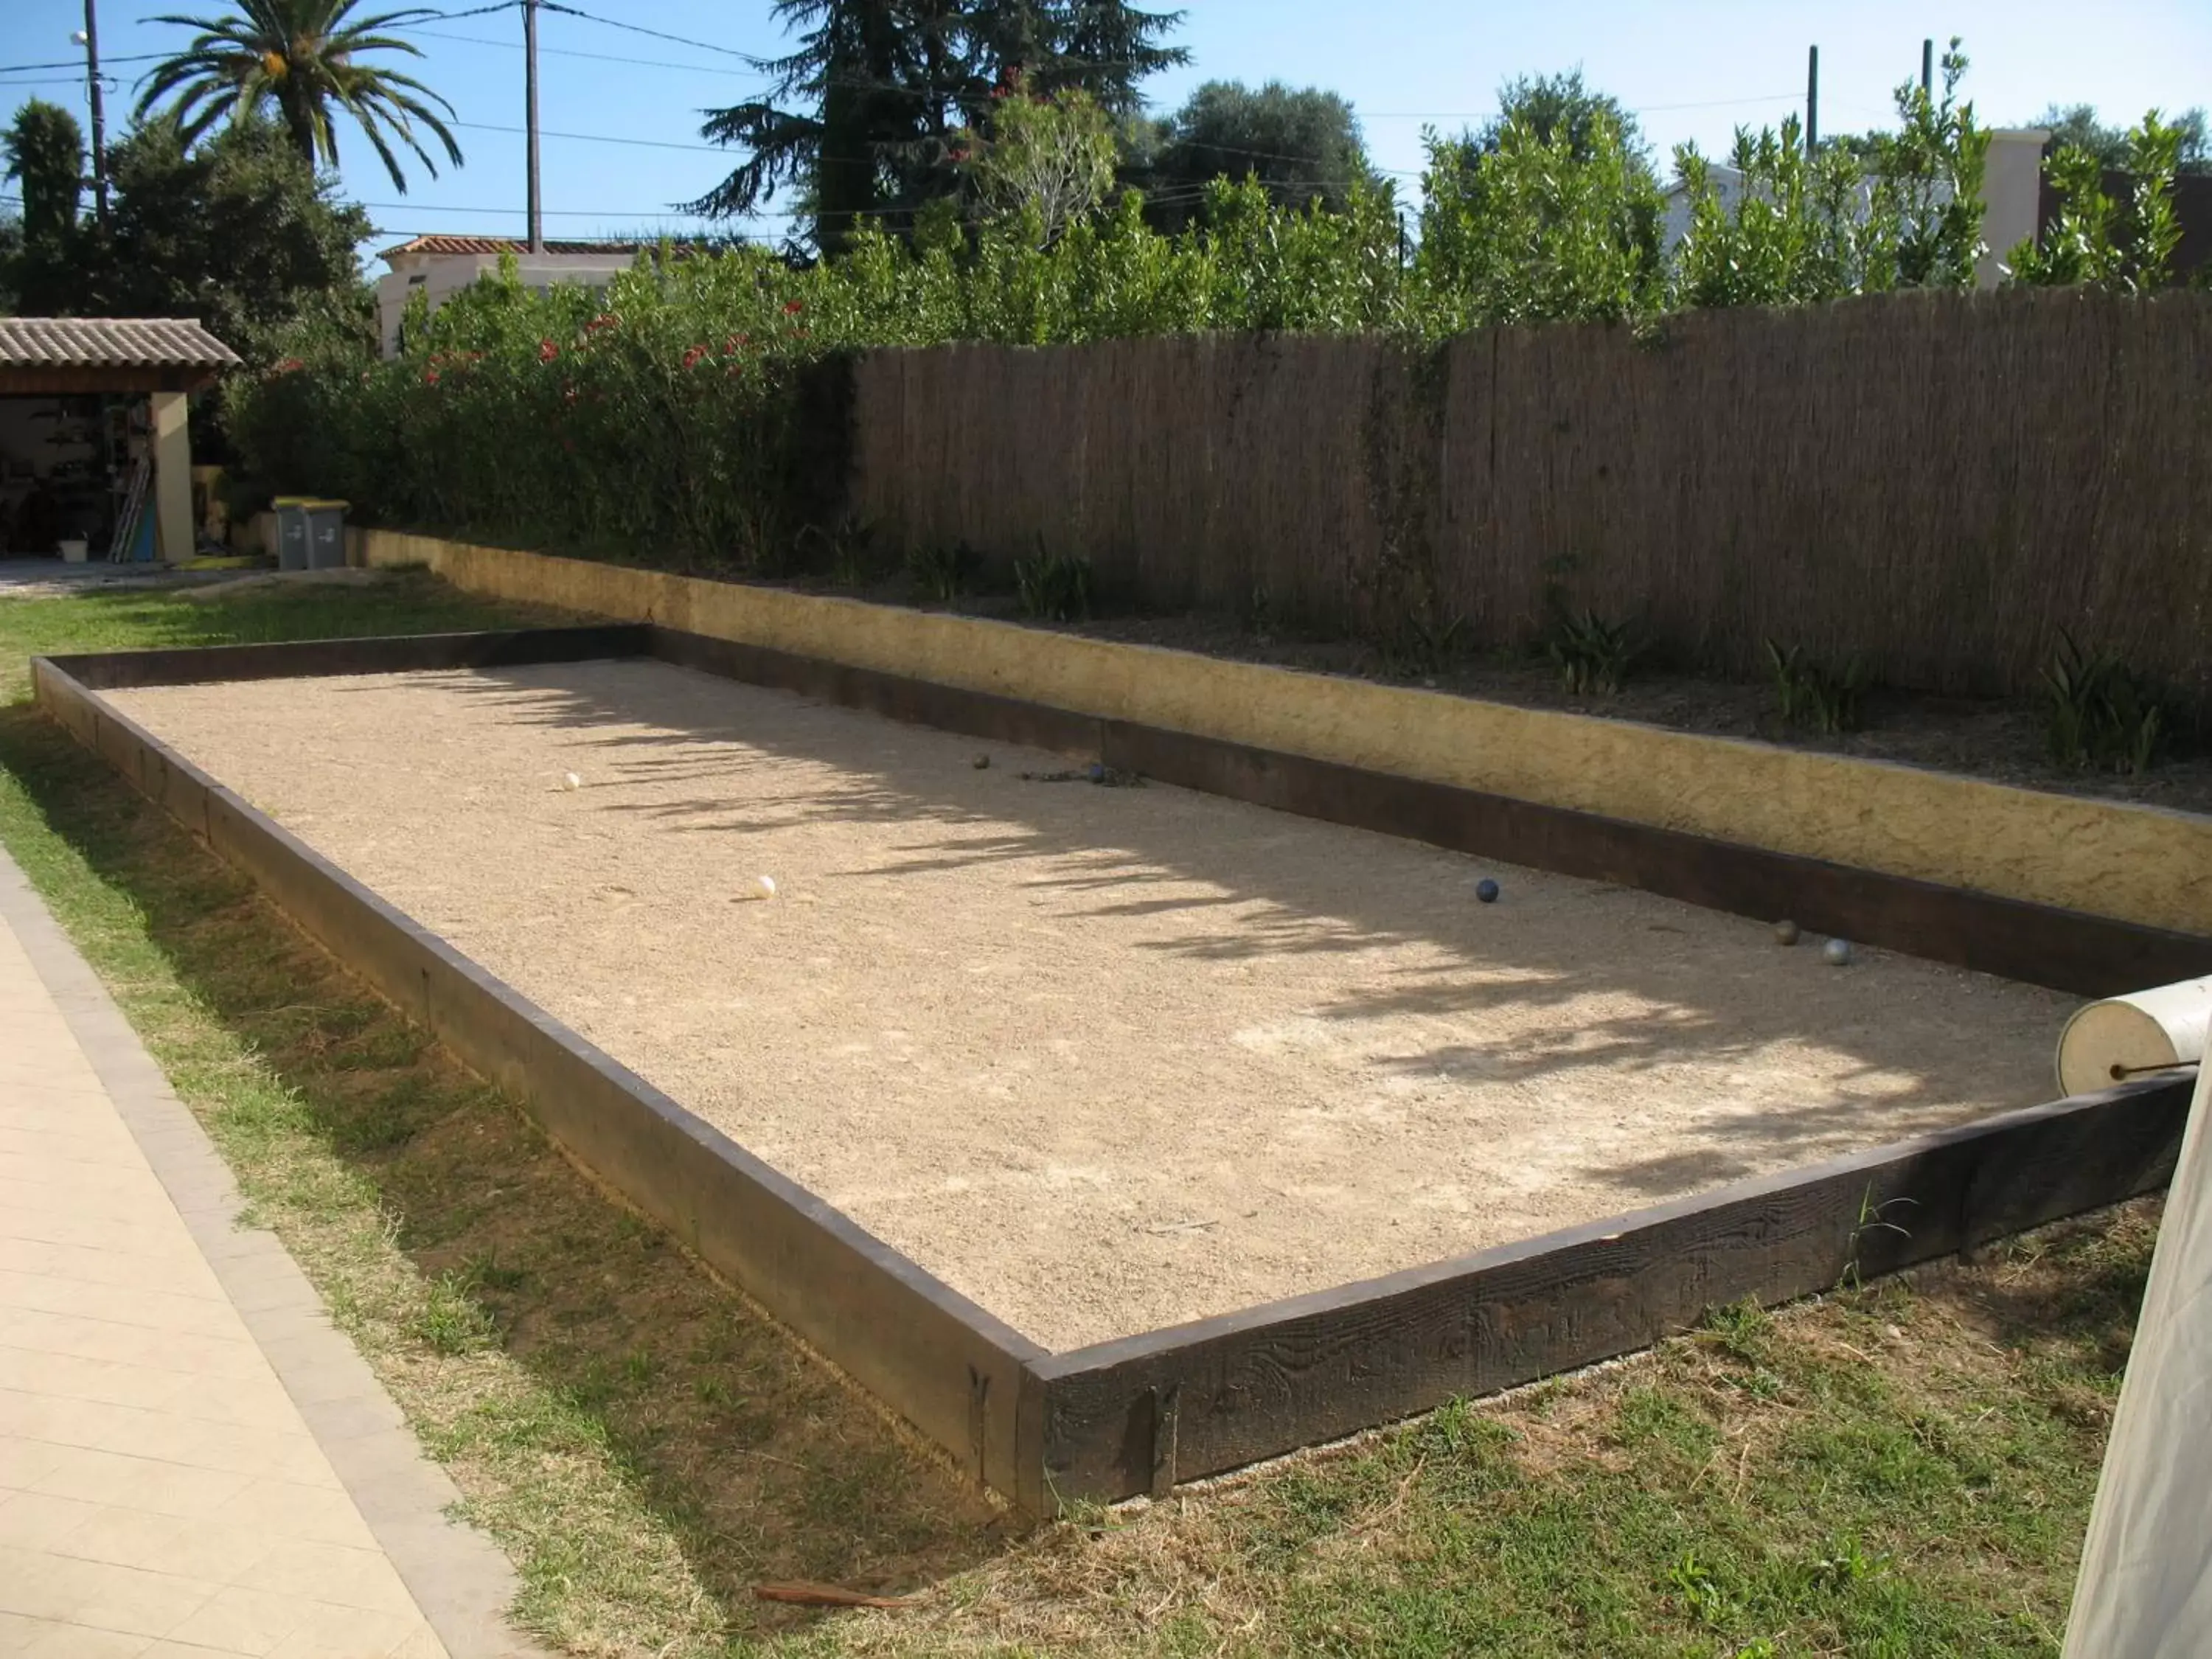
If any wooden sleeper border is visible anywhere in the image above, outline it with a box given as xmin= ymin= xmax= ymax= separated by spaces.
xmin=32 ymin=624 xmax=2201 ymax=1514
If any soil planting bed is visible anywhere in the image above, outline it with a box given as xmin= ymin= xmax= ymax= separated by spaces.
xmin=107 ymin=658 xmax=2074 ymax=1351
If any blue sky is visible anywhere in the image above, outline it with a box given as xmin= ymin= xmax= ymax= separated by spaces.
xmin=4 ymin=0 xmax=2209 ymax=259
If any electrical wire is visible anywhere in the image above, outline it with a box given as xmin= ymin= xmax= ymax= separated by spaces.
xmin=534 ymin=1 xmax=760 ymax=63
xmin=451 ymin=118 xmax=727 ymax=153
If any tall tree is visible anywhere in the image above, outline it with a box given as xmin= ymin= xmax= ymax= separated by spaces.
xmin=89 ymin=114 xmax=372 ymax=357
xmin=689 ymin=0 xmax=1185 ymax=252
xmin=2 ymin=101 xmax=86 ymax=314
xmin=1135 ymin=80 xmax=1374 ymax=233
xmin=133 ymin=0 xmax=462 ymax=194
xmin=1468 ymin=70 xmax=1652 ymax=175
xmin=2029 ymin=103 xmax=2211 ymax=174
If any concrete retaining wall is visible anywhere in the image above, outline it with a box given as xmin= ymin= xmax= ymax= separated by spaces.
xmin=353 ymin=528 xmax=2212 ymax=939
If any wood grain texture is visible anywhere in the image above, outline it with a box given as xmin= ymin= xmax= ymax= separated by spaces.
xmin=848 ymin=291 xmax=2212 ymax=705
xmin=1034 ymin=1077 xmax=2191 ymax=1503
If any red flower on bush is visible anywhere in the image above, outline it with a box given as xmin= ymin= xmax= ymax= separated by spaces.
xmin=586 ymin=313 xmax=618 ymax=333
xmin=271 ymin=356 xmax=305 ymax=375
xmin=538 ymin=338 xmax=560 ymax=363
xmin=422 ymin=369 xmax=440 ymax=386
xmin=682 ymin=344 xmax=709 ymax=369
xmin=782 ymin=299 xmax=804 ymax=316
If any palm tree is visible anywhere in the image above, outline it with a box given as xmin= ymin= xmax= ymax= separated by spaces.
xmin=133 ymin=1 xmax=462 ymax=194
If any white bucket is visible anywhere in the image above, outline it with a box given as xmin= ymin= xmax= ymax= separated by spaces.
xmin=58 ymin=539 xmax=88 ymax=563
xmin=2056 ymin=976 xmax=2212 ymax=1096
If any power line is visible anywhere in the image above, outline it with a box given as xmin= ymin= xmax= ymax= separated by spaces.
xmin=411 ymin=24 xmax=770 ymax=79
xmin=535 ymin=1 xmax=761 ymax=63
xmin=450 ymin=117 xmax=726 ymax=154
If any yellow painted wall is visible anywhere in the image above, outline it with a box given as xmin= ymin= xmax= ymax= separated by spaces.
xmin=354 ymin=529 xmax=2212 ymax=938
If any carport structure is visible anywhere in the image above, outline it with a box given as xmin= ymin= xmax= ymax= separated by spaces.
xmin=0 ymin=317 xmax=242 ymax=563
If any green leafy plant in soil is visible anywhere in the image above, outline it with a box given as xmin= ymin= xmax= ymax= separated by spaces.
xmin=2041 ymin=630 xmax=2167 ymax=775
xmin=1767 ymin=640 xmax=1870 ymax=735
xmin=1013 ymin=543 xmax=1093 ymax=623
xmin=1551 ymin=609 xmax=1642 ymax=695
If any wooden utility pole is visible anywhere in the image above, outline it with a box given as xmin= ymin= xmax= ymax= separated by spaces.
xmin=1805 ymin=44 xmax=1820 ymax=150
xmin=524 ymin=0 xmax=544 ymax=251
xmin=80 ymin=0 xmax=108 ymax=225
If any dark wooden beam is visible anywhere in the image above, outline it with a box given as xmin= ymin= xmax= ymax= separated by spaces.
xmin=0 ymin=365 xmax=224 ymax=396
xmin=1032 ymin=1075 xmax=2191 ymax=1503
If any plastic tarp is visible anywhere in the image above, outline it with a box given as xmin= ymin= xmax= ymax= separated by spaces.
xmin=2062 ymin=1059 xmax=2212 ymax=1657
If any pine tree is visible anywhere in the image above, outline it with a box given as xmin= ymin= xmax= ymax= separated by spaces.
xmin=688 ymin=0 xmax=1186 ymax=252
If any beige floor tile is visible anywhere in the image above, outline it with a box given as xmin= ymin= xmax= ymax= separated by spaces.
xmin=0 ymin=1354 xmax=193 ymax=1416
xmin=202 ymin=1485 xmax=375 ymax=1553
xmin=382 ymin=1625 xmax=446 ymax=1659
xmin=265 ymin=1602 xmax=437 ymax=1659
xmin=0 ymin=1245 xmax=220 ymax=1306
xmin=148 ymin=1377 xmax=301 ymax=1436
xmin=0 ymin=1436 xmax=69 ymax=1493
xmin=0 ymin=1130 xmax=146 ymax=1172
xmin=0 ymin=1217 xmax=188 ymax=1265
xmin=156 ymin=1584 xmax=321 ymax=1658
xmin=18 ymin=1622 xmax=157 ymax=1658
xmin=232 ymin=1543 xmax=420 ymax=1619
xmin=24 ymin=1446 xmax=256 ymax=1521
xmin=0 ymin=1281 xmax=240 ymax=1342
xmin=0 ymin=1173 xmax=175 ymax=1228
xmin=49 ymin=1509 xmax=282 ymax=1587
xmin=0 ymin=1546 xmax=219 ymax=1638
xmin=0 ymin=1313 xmax=268 ymax=1382
xmin=0 ymin=1492 xmax=102 ymax=1552
xmin=0 ymin=1610 xmax=60 ymax=1657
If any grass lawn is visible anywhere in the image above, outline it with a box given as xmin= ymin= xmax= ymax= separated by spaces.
xmin=0 ymin=571 xmax=2144 ymax=1658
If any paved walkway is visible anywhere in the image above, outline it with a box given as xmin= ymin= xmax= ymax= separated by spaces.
xmin=0 ymin=845 xmax=533 ymax=1658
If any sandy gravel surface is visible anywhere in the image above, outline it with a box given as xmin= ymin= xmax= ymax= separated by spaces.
xmin=111 ymin=661 xmax=2075 ymax=1351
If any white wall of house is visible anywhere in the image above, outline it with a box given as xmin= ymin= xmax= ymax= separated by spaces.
xmin=375 ymin=247 xmax=641 ymax=357
xmin=1660 ymin=133 xmax=2049 ymax=287
xmin=1979 ymin=129 xmax=2052 ymax=288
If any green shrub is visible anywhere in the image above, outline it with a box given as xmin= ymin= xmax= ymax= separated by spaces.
xmin=1767 ymin=639 xmax=1868 ymax=734
xmin=1013 ymin=543 xmax=1093 ymax=622
xmin=2042 ymin=631 xmax=2166 ymax=773
xmin=908 ymin=541 xmax=979 ymax=602
xmin=1550 ymin=609 xmax=1640 ymax=695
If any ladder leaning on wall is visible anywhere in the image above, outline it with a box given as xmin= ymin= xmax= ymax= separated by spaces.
xmin=108 ymin=455 xmax=152 ymax=563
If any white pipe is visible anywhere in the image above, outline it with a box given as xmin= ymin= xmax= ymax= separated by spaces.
xmin=2056 ymin=976 xmax=2212 ymax=1096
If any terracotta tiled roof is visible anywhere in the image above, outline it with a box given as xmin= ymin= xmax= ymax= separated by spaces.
xmin=0 ymin=316 xmax=242 ymax=369
xmin=379 ymin=234 xmax=651 ymax=260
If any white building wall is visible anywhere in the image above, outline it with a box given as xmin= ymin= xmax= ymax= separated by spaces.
xmin=375 ymin=251 xmax=641 ymax=357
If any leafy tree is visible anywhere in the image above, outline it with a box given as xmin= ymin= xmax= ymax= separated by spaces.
xmin=55 ymin=114 xmax=373 ymax=361
xmin=960 ymin=74 xmax=1117 ymax=244
xmin=1471 ymin=70 xmax=1652 ymax=173
xmin=689 ymin=0 xmax=1185 ymax=251
xmin=2 ymin=101 xmax=86 ymax=315
xmin=1670 ymin=41 xmax=1988 ymax=305
xmin=133 ymin=0 xmax=462 ymax=193
xmin=1417 ymin=105 xmax=1663 ymax=333
xmin=2011 ymin=111 xmax=2187 ymax=291
xmin=2030 ymin=103 xmax=2210 ymax=175
xmin=1134 ymin=80 xmax=1375 ymax=233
